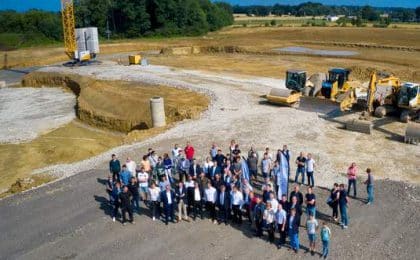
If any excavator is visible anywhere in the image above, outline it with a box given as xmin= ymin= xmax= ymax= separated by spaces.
xmin=266 ymin=68 xmax=358 ymax=112
xmin=346 ymin=71 xmax=420 ymax=144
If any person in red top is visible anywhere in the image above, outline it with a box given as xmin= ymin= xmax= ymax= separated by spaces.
xmin=184 ymin=141 xmax=195 ymax=161
xmin=347 ymin=162 xmax=357 ymax=197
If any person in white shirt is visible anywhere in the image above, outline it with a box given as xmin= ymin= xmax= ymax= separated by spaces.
xmin=275 ymin=203 xmax=287 ymax=248
xmin=193 ymin=182 xmax=203 ymax=220
xmin=268 ymin=192 xmax=279 ymax=214
xmin=263 ymin=202 xmax=276 ymax=242
xmin=148 ymin=151 xmax=158 ymax=169
xmin=172 ymin=144 xmax=182 ymax=173
xmin=203 ymin=157 xmax=214 ymax=177
xmin=125 ymin=157 xmax=136 ymax=176
xmin=231 ymin=186 xmax=244 ymax=225
xmin=261 ymin=153 xmax=272 ymax=179
xmin=305 ymin=153 xmax=316 ymax=187
xmin=204 ymin=182 xmax=218 ymax=223
xmin=241 ymin=178 xmax=253 ymax=193
xmin=180 ymin=156 xmax=190 ymax=182
xmin=148 ymin=182 xmax=161 ymax=221
xmin=137 ymin=167 xmax=149 ymax=203
xmin=159 ymin=175 xmax=170 ymax=192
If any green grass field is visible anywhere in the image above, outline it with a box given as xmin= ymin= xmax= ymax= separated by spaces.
xmin=0 ymin=32 xmax=60 ymax=51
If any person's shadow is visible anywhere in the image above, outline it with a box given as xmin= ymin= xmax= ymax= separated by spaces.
xmin=94 ymin=195 xmax=114 ymax=218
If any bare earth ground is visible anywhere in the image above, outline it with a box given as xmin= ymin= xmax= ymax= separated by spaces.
xmin=37 ymin=63 xmax=420 ymax=186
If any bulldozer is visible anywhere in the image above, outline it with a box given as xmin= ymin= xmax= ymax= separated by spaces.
xmin=320 ymin=68 xmax=358 ymax=111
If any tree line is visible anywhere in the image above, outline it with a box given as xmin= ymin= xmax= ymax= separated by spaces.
xmin=0 ymin=0 xmax=234 ymax=46
xmin=234 ymin=2 xmax=420 ymax=23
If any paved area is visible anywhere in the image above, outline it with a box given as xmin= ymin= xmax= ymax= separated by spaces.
xmin=0 ymin=169 xmax=419 ymax=259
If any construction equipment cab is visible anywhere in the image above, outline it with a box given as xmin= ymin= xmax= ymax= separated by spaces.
xmin=286 ymin=70 xmax=307 ymax=92
xmin=321 ymin=68 xmax=351 ymax=99
xmin=265 ymin=70 xmax=308 ymax=106
xmin=398 ymin=82 xmax=420 ymax=122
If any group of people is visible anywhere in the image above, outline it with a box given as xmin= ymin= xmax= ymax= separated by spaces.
xmin=106 ymin=140 xmax=374 ymax=259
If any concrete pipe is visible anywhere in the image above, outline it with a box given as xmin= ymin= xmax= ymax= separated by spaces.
xmin=150 ymin=96 xmax=166 ymax=127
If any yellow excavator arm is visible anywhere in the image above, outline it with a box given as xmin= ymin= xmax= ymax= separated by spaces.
xmin=61 ymin=0 xmax=76 ymax=59
xmin=366 ymin=72 xmax=401 ymax=113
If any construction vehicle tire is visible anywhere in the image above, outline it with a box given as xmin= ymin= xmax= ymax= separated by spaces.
xmin=400 ymin=110 xmax=411 ymax=123
xmin=405 ymin=123 xmax=420 ymax=144
xmin=374 ymin=106 xmax=387 ymax=118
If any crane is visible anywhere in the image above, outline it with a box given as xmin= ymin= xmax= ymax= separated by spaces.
xmin=61 ymin=0 xmax=91 ymax=62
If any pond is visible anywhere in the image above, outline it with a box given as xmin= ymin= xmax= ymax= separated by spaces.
xmin=273 ymin=46 xmax=359 ymax=57
xmin=0 ymin=87 xmax=76 ymax=144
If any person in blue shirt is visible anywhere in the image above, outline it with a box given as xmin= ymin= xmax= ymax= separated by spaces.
xmin=287 ymin=207 xmax=301 ymax=253
xmin=120 ymin=165 xmax=132 ymax=186
xmin=339 ymin=183 xmax=349 ymax=229
xmin=111 ymin=182 xmax=122 ymax=222
xmin=320 ymin=222 xmax=332 ymax=259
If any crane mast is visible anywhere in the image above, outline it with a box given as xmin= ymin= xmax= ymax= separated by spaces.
xmin=61 ymin=0 xmax=77 ymax=59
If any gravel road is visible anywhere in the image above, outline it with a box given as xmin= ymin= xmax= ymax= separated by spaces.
xmin=0 ymin=168 xmax=418 ymax=260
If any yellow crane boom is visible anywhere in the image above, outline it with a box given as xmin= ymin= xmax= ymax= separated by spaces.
xmin=61 ymin=0 xmax=76 ymax=59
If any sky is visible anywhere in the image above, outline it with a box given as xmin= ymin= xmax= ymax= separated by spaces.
xmin=0 ymin=0 xmax=419 ymax=11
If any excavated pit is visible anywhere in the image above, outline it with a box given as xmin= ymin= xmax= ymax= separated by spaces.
xmin=21 ymin=71 xmax=209 ymax=133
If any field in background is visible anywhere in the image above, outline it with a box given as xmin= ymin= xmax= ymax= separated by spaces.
xmin=233 ymin=14 xmax=420 ymax=29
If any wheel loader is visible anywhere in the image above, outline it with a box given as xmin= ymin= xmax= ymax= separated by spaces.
xmin=320 ymin=68 xmax=358 ymax=111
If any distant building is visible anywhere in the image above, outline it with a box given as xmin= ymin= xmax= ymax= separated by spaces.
xmin=326 ymin=15 xmax=339 ymax=22
xmin=380 ymin=13 xmax=389 ymax=18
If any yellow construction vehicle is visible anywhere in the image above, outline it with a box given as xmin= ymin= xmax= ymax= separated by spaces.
xmin=346 ymin=72 xmax=420 ymax=143
xmin=266 ymin=68 xmax=358 ymax=111
xmin=398 ymin=82 xmax=420 ymax=122
xmin=399 ymin=82 xmax=420 ymax=144
xmin=320 ymin=68 xmax=358 ymax=111
xmin=365 ymin=72 xmax=401 ymax=117
xmin=61 ymin=0 xmax=99 ymax=63
xmin=266 ymin=70 xmax=310 ymax=107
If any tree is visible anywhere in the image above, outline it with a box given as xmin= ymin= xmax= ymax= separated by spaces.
xmin=360 ymin=5 xmax=379 ymax=21
xmin=416 ymin=7 xmax=420 ymax=21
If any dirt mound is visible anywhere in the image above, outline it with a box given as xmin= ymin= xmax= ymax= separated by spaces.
xmin=22 ymin=72 xmax=209 ymax=133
